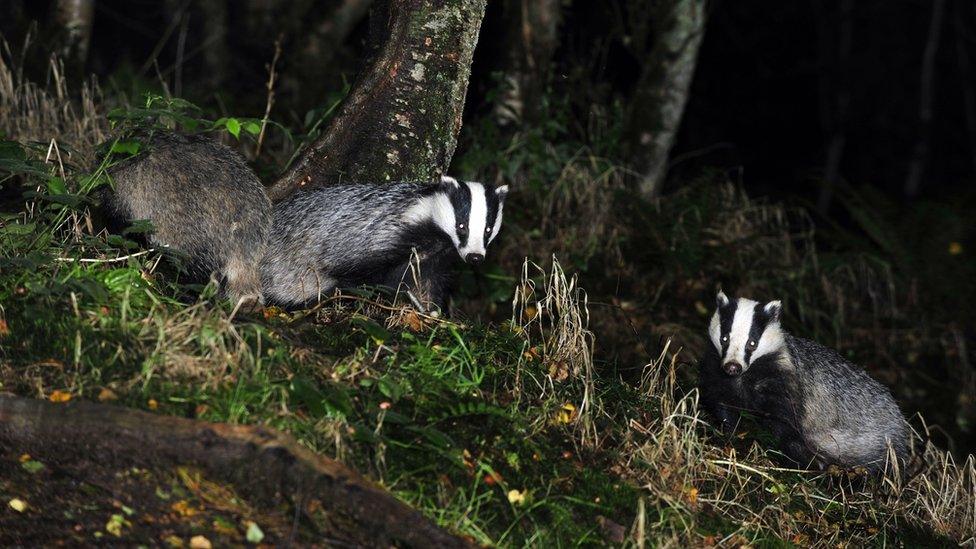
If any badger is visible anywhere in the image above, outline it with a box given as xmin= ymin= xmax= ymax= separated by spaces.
xmin=699 ymin=291 xmax=910 ymax=473
xmin=102 ymin=132 xmax=271 ymax=307
xmin=260 ymin=176 xmax=508 ymax=309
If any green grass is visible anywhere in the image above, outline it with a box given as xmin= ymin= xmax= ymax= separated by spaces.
xmin=2 ymin=57 xmax=974 ymax=546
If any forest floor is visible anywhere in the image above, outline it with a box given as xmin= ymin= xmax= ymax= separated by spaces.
xmin=2 ymin=48 xmax=976 ymax=547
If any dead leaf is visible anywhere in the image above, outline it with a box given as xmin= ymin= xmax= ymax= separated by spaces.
xmin=507 ymin=489 xmax=527 ymax=506
xmin=548 ymin=360 xmax=570 ymax=382
xmin=8 ymin=498 xmax=27 ymax=512
xmin=553 ymin=402 xmax=577 ymax=424
xmin=170 ymin=500 xmax=199 ymax=518
xmin=49 ymin=390 xmax=72 ymax=403
xmin=105 ymin=514 xmax=130 ymax=537
xmin=98 ymin=388 xmax=118 ymax=402
xmin=483 ymin=472 xmax=503 ymax=486
xmin=402 ymin=311 xmax=424 ymax=331
xmin=597 ymin=515 xmax=626 ymax=543
xmin=189 ymin=535 xmax=212 ymax=549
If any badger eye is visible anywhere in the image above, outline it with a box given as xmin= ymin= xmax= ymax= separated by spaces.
xmin=485 ymin=227 xmax=492 ymax=234
xmin=721 ymin=335 xmax=729 ymax=343
xmin=748 ymin=340 xmax=757 ymax=348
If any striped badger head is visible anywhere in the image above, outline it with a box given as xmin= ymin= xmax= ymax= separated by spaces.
xmin=432 ymin=176 xmax=509 ymax=265
xmin=708 ymin=291 xmax=785 ymax=376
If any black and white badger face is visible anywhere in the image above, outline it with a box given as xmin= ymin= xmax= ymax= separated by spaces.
xmin=708 ymin=291 xmax=785 ymax=376
xmin=410 ymin=176 xmax=508 ymax=264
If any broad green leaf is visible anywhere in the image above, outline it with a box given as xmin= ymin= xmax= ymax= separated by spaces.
xmin=226 ymin=118 xmax=241 ymax=139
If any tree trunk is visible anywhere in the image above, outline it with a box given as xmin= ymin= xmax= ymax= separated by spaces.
xmin=301 ymin=0 xmax=376 ymax=69
xmin=815 ymin=0 xmax=853 ymax=213
xmin=268 ymin=0 xmax=488 ymax=202
xmin=54 ymin=0 xmax=95 ymax=69
xmin=494 ymin=0 xmax=562 ymax=126
xmin=199 ymin=0 xmax=230 ymax=92
xmin=625 ymin=0 xmax=706 ymax=199
xmin=0 ymin=394 xmax=470 ymax=547
xmin=904 ymin=0 xmax=946 ymax=199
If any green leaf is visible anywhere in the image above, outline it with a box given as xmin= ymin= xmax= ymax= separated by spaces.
xmin=122 ymin=219 xmax=155 ymax=235
xmin=0 ymin=222 xmax=36 ymax=235
xmin=226 ymin=118 xmax=241 ymax=139
xmin=244 ymin=121 xmax=261 ymax=135
xmin=320 ymin=384 xmax=353 ymax=417
xmin=353 ymin=318 xmax=391 ymax=345
xmin=110 ymin=140 xmax=142 ymax=156
xmin=289 ymin=377 xmax=326 ymax=417
xmin=408 ymin=426 xmax=455 ymax=449
xmin=377 ymin=378 xmax=402 ymax=401
xmin=21 ymin=460 xmax=45 ymax=474
xmin=246 ymin=522 xmax=265 ymax=544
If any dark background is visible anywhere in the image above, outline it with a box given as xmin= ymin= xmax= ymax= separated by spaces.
xmin=4 ymin=0 xmax=975 ymax=204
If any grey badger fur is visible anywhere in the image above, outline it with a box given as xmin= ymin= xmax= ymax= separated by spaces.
xmin=260 ymin=176 xmax=508 ymax=309
xmin=102 ymin=132 xmax=271 ymax=305
xmin=699 ymin=291 xmax=910 ymax=473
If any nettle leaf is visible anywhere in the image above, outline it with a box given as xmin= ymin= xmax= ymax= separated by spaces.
xmin=244 ymin=121 xmax=261 ymax=135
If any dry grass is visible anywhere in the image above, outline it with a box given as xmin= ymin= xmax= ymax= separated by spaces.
xmin=507 ymin=254 xmax=975 ymax=546
xmin=512 ymin=257 xmax=600 ymax=448
xmin=613 ymin=338 xmax=975 ymax=546
xmin=0 ymin=38 xmax=110 ymax=171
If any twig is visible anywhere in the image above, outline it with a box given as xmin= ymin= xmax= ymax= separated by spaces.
xmin=53 ymin=249 xmax=156 ymax=264
xmin=255 ymin=36 xmax=282 ymax=159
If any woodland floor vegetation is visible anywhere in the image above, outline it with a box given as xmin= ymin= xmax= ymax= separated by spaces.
xmin=1 ymin=42 xmax=976 ymax=547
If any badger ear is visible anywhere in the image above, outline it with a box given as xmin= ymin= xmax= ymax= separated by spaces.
xmin=716 ymin=290 xmax=730 ymax=308
xmin=440 ymin=175 xmax=460 ymax=189
xmin=495 ymin=185 xmax=509 ymax=200
xmin=764 ymin=300 xmax=782 ymax=321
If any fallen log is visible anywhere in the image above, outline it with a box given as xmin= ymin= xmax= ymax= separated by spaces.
xmin=0 ymin=394 xmax=470 ymax=547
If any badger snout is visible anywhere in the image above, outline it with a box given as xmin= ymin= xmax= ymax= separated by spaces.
xmin=722 ymin=361 xmax=743 ymax=376
xmin=465 ymin=253 xmax=484 ymax=265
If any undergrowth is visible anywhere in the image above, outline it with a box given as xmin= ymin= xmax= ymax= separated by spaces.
xmin=1 ymin=36 xmax=975 ymax=547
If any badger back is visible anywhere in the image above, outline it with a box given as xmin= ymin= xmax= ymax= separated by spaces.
xmin=267 ymin=182 xmax=427 ymax=273
xmin=786 ymin=335 xmax=910 ymax=471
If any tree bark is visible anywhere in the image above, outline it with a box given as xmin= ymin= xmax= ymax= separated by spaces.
xmin=494 ymin=0 xmax=562 ymax=126
xmin=54 ymin=0 xmax=95 ymax=69
xmin=301 ymin=0 xmax=376 ymax=69
xmin=625 ymin=0 xmax=706 ymax=199
xmin=0 ymin=394 xmax=469 ymax=547
xmin=904 ymin=0 xmax=946 ymax=199
xmin=268 ymin=0 xmax=488 ymax=202
xmin=815 ymin=0 xmax=853 ymax=213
